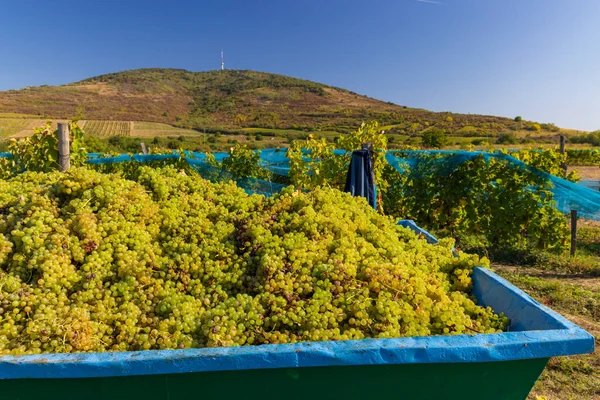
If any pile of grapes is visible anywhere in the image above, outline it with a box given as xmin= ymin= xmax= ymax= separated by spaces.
xmin=0 ymin=166 xmax=508 ymax=355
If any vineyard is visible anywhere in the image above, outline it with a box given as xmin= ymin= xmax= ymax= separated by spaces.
xmin=79 ymin=120 xmax=131 ymax=137
xmin=0 ymin=121 xmax=596 ymax=399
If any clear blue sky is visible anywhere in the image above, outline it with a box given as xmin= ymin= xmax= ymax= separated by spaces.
xmin=1 ymin=0 xmax=599 ymax=131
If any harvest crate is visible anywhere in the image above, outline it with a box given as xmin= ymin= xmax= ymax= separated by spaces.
xmin=0 ymin=267 xmax=593 ymax=400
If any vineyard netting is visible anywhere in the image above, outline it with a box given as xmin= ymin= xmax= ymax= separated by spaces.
xmin=2 ymin=148 xmax=600 ymax=221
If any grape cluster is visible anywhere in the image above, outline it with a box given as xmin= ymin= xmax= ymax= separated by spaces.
xmin=0 ymin=166 xmax=508 ymax=355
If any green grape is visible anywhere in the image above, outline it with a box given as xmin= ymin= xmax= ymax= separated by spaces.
xmin=0 ymin=166 xmax=509 ymax=355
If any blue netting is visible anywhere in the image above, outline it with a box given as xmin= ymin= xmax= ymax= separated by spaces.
xmin=258 ymin=148 xmax=349 ymax=176
xmin=3 ymin=148 xmax=600 ymax=218
xmin=185 ymin=157 xmax=287 ymax=197
xmin=386 ymin=150 xmax=600 ymax=221
xmin=84 ymin=153 xmax=286 ymax=197
xmin=258 ymin=148 xmax=292 ymax=176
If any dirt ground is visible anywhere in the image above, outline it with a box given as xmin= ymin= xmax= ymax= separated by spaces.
xmin=570 ymin=166 xmax=600 ymax=180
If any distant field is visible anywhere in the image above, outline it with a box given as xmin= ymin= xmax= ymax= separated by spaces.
xmin=240 ymin=127 xmax=341 ymax=136
xmin=133 ymin=122 xmax=199 ymax=137
xmin=80 ymin=120 xmax=131 ymax=137
xmin=0 ymin=118 xmax=30 ymax=137
xmin=1 ymin=117 xmax=598 ymax=156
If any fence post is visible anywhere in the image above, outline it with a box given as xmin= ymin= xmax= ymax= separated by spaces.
xmin=570 ymin=210 xmax=578 ymax=257
xmin=57 ymin=122 xmax=70 ymax=172
xmin=560 ymin=135 xmax=567 ymax=176
xmin=141 ymin=142 xmax=148 ymax=154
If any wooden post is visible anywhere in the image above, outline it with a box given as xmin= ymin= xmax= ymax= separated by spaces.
xmin=141 ymin=142 xmax=148 ymax=155
xmin=570 ymin=210 xmax=578 ymax=256
xmin=57 ymin=122 xmax=70 ymax=172
xmin=560 ymin=135 xmax=568 ymax=176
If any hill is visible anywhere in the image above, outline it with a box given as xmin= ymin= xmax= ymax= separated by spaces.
xmin=0 ymin=68 xmax=579 ymax=140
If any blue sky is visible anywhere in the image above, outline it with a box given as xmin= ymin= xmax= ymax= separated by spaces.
xmin=1 ymin=0 xmax=599 ymax=130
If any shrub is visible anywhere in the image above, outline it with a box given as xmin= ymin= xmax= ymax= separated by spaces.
xmin=108 ymin=135 xmax=122 ymax=146
xmin=570 ymin=131 xmax=600 ymax=146
xmin=455 ymin=126 xmax=479 ymax=136
xmin=497 ymin=133 xmax=518 ymax=145
xmin=421 ymin=130 xmax=449 ymax=149
xmin=514 ymin=116 xmax=523 ymax=122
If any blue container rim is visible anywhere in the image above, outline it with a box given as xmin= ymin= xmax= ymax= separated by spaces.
xmin=0 ymin=267 xmax=594 ymax=380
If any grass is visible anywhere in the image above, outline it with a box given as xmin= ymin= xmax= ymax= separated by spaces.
xmin=0 ymin=118 xmax=30 ymax=137
xmin=493 ymin=270 xmax=600 ymax=400
xmin=240 ymin=127 xmax=341 ymax=137
xmin=491 ymin=220 xmax=600 ymax=400
xmin=0 ymin=113 xmax=40 ymax=118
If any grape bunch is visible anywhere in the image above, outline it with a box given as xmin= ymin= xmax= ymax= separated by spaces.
xmin=0 ymin=166 xmax=508 ymax=355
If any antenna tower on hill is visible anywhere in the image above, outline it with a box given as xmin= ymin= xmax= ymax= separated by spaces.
xmin=221 ymin=49 xmax=225 ymax=71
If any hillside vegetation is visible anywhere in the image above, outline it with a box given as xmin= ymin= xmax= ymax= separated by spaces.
xmin=0 ymin=68 xmax=579 ymax=139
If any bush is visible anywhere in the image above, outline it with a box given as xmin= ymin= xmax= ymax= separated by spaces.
xmin=421 ymin=130 xmax=449 ymax=149
xmin=255 ymin=134 xmax=263 ymax=141
xmin=497 ymin=133 xmax=518 ymax=145
xmin=514 ymin=116 xmax=523 ymax=122
xmin=570 ymin=131 xmax=600 ymax=146
xmin=108 ymin=135 xmax=122 ymax=146
xmin=528 ymin=123 xmax=542 ymax=132
xmin=152 ymin=137 xmax=160 ymax=145
xmin=454 ymin=126 xmax=479 ymax=136
xmin=178 ymin=136 xmax=185 ymax=142
xmin=540 ymin=123 xmax=560 ymax=132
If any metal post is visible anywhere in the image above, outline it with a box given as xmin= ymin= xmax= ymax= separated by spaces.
xmin=570 ymin=210 xmax=578 ymax=257
xmin=57 ymin=122 xmax=70 ymax=172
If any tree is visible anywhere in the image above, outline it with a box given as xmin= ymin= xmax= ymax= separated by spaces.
xmin=421 ymin=130 xmax=448 ymax=149
xmin=514 ymin=116 xmax=522 ymax=122
xmin=497 ymin=132 xmax=517 ymax=145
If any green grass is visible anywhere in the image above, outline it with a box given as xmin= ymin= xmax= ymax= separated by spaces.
xmin=0 ymin=118 xmax=30 ymax=137
xmin=0 ymin=113 xmax=40 ymax=118
xmin=134 ymin=122 xmax=188 ymax=131
xmin=497 ymin=273 xmax=600 ymax=319
xmin=132 ymin=122 xmax=199 ymax=137
xmin=493 ymin=270 xmax=600 ymax=400
xmin=240 ymin=127 xmax=341 ymax=136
